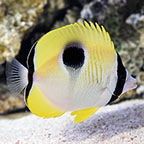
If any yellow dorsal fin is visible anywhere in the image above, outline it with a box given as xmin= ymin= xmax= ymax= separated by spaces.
xmin=84 ymin=21 xmax=91 ymax=29
xmin=89 ymin=21 xmax=97 ymax=30
xmin=71 ymin=107 xmax=99 ymax=124
xmin=35 ymin=21 xmax=115 ymax=71
xmin=95 ymin=22 xmax=102 ymax=33
xmin=27 ymin=85 xmax=65 ymax=118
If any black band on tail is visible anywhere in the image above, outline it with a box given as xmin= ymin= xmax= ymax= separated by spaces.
xmin=25 ymin=42 xmax=37 ymax=102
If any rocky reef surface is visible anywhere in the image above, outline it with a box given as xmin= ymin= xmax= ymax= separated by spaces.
xmin=0 ymin=0 xmax=144 ymax=113
xmin=0 ymin=0 xmax=46 ymax=113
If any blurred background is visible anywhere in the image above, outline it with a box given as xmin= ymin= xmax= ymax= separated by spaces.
xmin=0 ymin=0 xmax=144 ymax=115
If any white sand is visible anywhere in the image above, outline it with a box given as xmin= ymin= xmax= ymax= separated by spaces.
xmin=0 ymin=99 xmax=144 ymax=144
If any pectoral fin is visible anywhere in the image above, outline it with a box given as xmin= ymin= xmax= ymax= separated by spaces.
xmin=71 ymin=107 xmax=99 ymax=124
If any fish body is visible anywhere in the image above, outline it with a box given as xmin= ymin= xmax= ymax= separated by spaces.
xmin=6 ymin=21 xmax=137 ymax=123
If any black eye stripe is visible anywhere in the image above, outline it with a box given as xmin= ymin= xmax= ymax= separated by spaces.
xmin=114 ymin=52 xmax=126 ymax=96
xmin=107 ymin=52 xmax=126 ymax=104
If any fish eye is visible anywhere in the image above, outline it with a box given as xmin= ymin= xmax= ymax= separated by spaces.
xmin=62 ymin=43 xmax=85 ymax=69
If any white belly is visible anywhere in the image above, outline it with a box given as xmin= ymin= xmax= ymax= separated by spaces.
xmin=35 ymin=75 xmax=112 ymax=111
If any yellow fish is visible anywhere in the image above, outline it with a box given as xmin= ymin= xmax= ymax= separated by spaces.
xmin=6 ymin=21 xmax=137 ymax=123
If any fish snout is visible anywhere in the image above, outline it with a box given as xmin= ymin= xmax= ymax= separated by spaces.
xmin=122 ymin=75 xmax=137 ymax=94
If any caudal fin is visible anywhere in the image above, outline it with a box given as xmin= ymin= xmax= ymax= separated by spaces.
xmin=5 ymin=59 xmax=28 ymax=96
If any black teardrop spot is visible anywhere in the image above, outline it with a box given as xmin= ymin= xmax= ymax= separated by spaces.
xmin=63 ymin=47 xmax=85 ymax=69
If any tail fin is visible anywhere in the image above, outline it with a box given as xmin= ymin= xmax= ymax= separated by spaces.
xmin=5 ymin=59 xmax=28 ymax=96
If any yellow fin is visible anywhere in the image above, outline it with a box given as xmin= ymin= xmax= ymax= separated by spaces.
xmin=71 ymin=107 xmax=99 ymax=124
xmin=35 ymin=21 xmax=115 ymax=71
xmin=27 ymin=85 xmax=65 ymax=118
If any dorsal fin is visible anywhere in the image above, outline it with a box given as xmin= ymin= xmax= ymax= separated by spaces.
xmin=35 ymin=21 xmax=115 ymax=72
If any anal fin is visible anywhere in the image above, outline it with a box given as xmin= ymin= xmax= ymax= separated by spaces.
xmin=27 ymin=85 xmax=65 ymax=118
xmin=71 ymin=107 xmax=99 ymax=124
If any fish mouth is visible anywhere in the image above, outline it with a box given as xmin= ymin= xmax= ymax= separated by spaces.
xmin=133 ymin=82 xmax=137 ymax=89
xmin=130 ymin=77 xmax=137 ymax=89
xmin=122 ymin=75 xmax=137 ymax=94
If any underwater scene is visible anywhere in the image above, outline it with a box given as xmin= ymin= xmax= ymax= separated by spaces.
xmin=0 ymin=0 xmax=144 ymax=143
